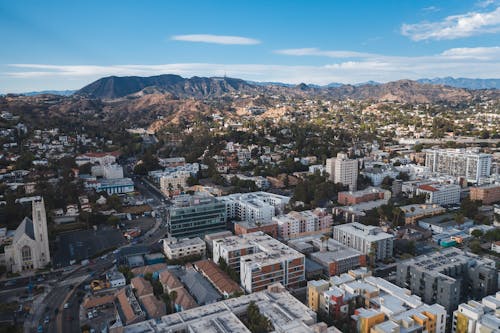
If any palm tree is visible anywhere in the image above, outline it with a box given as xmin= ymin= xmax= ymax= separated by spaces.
xmin=369 ymin=242 xmax=378 ymax=270
xmin=168 ymin=183 xmax=174 ymax=198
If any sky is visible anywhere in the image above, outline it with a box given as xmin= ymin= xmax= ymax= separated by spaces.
xmin=1 ymin=0 xmax=500 ymax=92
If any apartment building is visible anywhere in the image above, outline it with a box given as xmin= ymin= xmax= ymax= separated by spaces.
xmin=452 ymin=292 xmax=500 ymax=333
xmin=326 ymin=152 xmax=359 ymax=191
xmin=424 ymin=148 xmax=492 ymax=183
xmin=396 ymin=247 xmax=498 ymax=313
xmin=332 ymin=222 xmax=394 ymax=260
xmin=167 ymin=194 xmax=227 ymax=238
xmin=273 ymin=208 xmax=333 ymax=240
xmin=416 ymin=183 xmax=461 ymax=205
xmin=307 ymin=272 xmax=447 ymax=333
xmin=399 ymin=204 xmax=446 ymax=224
xmin=218 ymin=191 xmax=290 ymax=224
xmin=119 ymin=283 xmax=324 ymax=333
xmin=309 ymin=239 xmax=367 ymax=276
xmin=470 ymin=183 xmax=500 ymax=205
xmin=337 ymin=187 xmax=391 ymax=205
xmin=159 ymin=170 xmax=190 ymax=195
xmin=233 ymin=219 xmax=278 ymax=238
xmin=162 ymin=237 xmax=206 ymax=260
xmin=213 ymin=232 xmax=305 ymax=293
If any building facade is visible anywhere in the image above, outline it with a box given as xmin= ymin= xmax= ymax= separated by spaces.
xmin=4 ymin=197 xmax=51 ymax=273
xmin=470 ymin=184 xmax=500 ymax=205
xmin=167 ymin=194 xmax=227 ymax=238
xmin=326 ymin=153 xmax=358 ymax=191
xmin=424 ymin=148 xmax=492 ymax=183
xmin=416 ymin=183 xmax=461 ymax=206
xmin=332 ymin=222 xmax=394 ymax=260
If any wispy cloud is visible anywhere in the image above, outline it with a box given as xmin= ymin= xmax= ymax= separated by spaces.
xmin=401 ymin=6 xmax=500 ymax=40
xmin=274 ymin=48 xmax=377 ymax=58
xmin=421 ymin=6 xmax=440 ymax=12
xmin=171 ymin=34 xmax=260 ymax=45
xmin=5 ymin=46 xmax=500 ymax=90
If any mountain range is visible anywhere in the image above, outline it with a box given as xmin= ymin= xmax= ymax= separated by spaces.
xmin=74 ymin=74 xmax=500 ymax=103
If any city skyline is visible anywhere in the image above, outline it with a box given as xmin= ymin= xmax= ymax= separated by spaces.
xmin=1 ymin=0 xmax=500 ymax=92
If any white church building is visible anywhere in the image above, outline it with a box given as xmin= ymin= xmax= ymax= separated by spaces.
xmin=3 ymin=197 xmax=51 ymax=273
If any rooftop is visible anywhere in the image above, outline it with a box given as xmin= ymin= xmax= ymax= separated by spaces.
xmin=334 ymin=222 xmax=393 ymax=241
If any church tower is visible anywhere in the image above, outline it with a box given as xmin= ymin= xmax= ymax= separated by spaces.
xmin=32 ymin=197 xmax=50 ymax=266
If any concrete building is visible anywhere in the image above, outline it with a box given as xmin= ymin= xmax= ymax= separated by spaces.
xmin=452 ymin=292 xmax=500 ymax=333
xmin=309 ymin=239 xmax=367 ymax=277
xmin=307 ymin=272 xmax=447 ymax=333
xmin=162 ymin=237 xmax=206 ymax=260
xmin=396 ymin=247 xmax=498 ymax=313
xmin=333 ymin=199 xmax=389 ymax=223
xmin=233 ymin=219 xmax=278 ymax=238
xmin=470 ymin=184 xmax=500 ymax=205
xmin=337 ymin=187 xmax=391 ymax=206
xmin=416 ymin=183 xmax=461 ymax=205
xmin=96 ymin=177 xmax=134 ymax=195
xmin=399 ymin=204 xmax=446 ymax=224
xmin=332 ymin=222 xmax=394 ymax=260
xmin=273 ymin=208 xmax=333 ymax=240
xmin=119 ymin=283 xmax=324 ymax=333
xmin=213 ymin=232 xmax=305 ymax=293
xmin=326 ymin=152 xmax=359 ymax=191
xmin=167 ymin=194 xmax=227 ymax=238
xmin=107 ymin=270 xmax=126 ymax=288
xmin=424 ymin=148 xmax=492 ymax=184
xmin=159 ymin=170 xmax=190 ymax=195
xmin=218 ymin=191 xmax=290 ymax=224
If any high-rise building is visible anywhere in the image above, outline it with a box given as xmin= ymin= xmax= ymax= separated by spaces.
xmin=326 ymin=153 xmax=359 ymax=191
xmin=167 ymin=194 xmax=227 ymax=238
xmin=424 ymin=148 xmax=492 ymax=183
xmin=332 ymin=222 xmax=394 ymax=260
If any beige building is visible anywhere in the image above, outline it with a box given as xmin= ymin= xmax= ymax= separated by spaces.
xmin=326 ymin=153 xmax=358 ymax=191
xmin=162 ymin=237 xmax=206 ymax=260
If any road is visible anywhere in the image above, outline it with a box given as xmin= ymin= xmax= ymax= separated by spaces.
xmin=20 ymin=175 xmax=170 ymax=333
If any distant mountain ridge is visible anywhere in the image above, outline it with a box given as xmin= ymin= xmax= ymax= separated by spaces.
xmin=22 ymin=90 xmax=76 ymax=96
xmin=417 ymin=77 xmax=500 ymax=89
xmin=75 ymin=74 xmax=499 ymax=103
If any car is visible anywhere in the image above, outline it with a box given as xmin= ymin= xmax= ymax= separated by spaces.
xmin=63 ymin=303 xmax=69 ymax=309
xmin=37 ymin=324 xmax=43 ymax=333
xmin=44 ymin=316 xmax=50 ymax=324
xmin=88 ymin=311 xmax=93 ymax=319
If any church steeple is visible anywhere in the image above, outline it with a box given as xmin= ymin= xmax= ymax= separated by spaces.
xmin=32 ymin=197 xmax=50 ymax=265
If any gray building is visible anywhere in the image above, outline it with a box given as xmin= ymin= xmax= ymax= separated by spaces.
xmin=396 ymin=247 xmax=498 ymax=313
xmin=167 ymin=194 xmax=227 ymax=238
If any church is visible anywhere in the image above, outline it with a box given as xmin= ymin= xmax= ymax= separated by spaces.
xmin=4 ymin=197 xmax=51 ymax=273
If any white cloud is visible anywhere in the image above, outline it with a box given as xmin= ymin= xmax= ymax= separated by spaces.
xmin=422 ymin=6 xmax=440 ymax=12
xmin=274 ymin=48 xmax=377 ymax=58
xmin=3 ymin=46 xmax=500 ymax=92
xmin=171 ymin=34 xmax=260 ymax=45
xmin=401 ymin=6 xmax=500 ymax=40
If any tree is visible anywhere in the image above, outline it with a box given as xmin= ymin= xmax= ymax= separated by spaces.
xmin=471 ymin=229 xmax=483 ymax=238
xmin=469 ymin=240 xmax=482 ymax=254
xmin=169 ymin=290 xmax=177 ymax=313
xmin=107 ymin=194 xmax=122 ymax=211
xmin=245 ymin=301 xmax=273 ymax=333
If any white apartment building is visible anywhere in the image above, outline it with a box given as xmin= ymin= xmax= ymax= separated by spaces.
xmin=162 ymin=237 xmax=206 ymax=260
xmin=218 ymin=192 xmax=290 ymax=223
xmin=273 ymin=208 xmax=332 ymax=240
xmin=425 ymin=148 xmax=492 ymax=183
xmin=212 ymin=232 xmax=305 ymax=293
xmin=332 ymin=222 xmax=394 ymax=260
xmin=326 ymin=153 xmax=358 ymax=191
xmin=416 ymin=183 xmax=461 ymax=205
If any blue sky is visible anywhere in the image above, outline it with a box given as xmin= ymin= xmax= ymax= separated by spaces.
xmin=1 ymin=0 xmax=500 ymax=92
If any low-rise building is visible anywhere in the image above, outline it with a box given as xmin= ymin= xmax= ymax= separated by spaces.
xmin=273 ymin=208 xmax=333 ymax=240
xmin=194 ymin=259 xmax=243 ymax=298
xmin=337 ymin=187 xmax=391 ymax=206
xmin=118 ymin=283 xmax=323 ymax=333
xmin=162 ymin=237 xmax=206 ymax=260
xmin=107 ymin=270 xmax=126 ymax=288
xmin=213 ymin=232 xmax=305 ymax=293
xmin=332 ymin=222 xmax=394 ymax=260
xmin=400 ymin=204 xmax=446 ymax=224
xmin=470 ymin=184 xmax=500 ymax=205
xmin=452 ymin=292 xmax=500 ymax=333
xmin=234 ymin=219 xmax=278 ymax=238
xmin=416 ymin=183 xmax=461 ymax=206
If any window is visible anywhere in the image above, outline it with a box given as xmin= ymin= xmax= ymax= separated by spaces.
xmin=22 ymin=246 xmax=32 ymax=262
